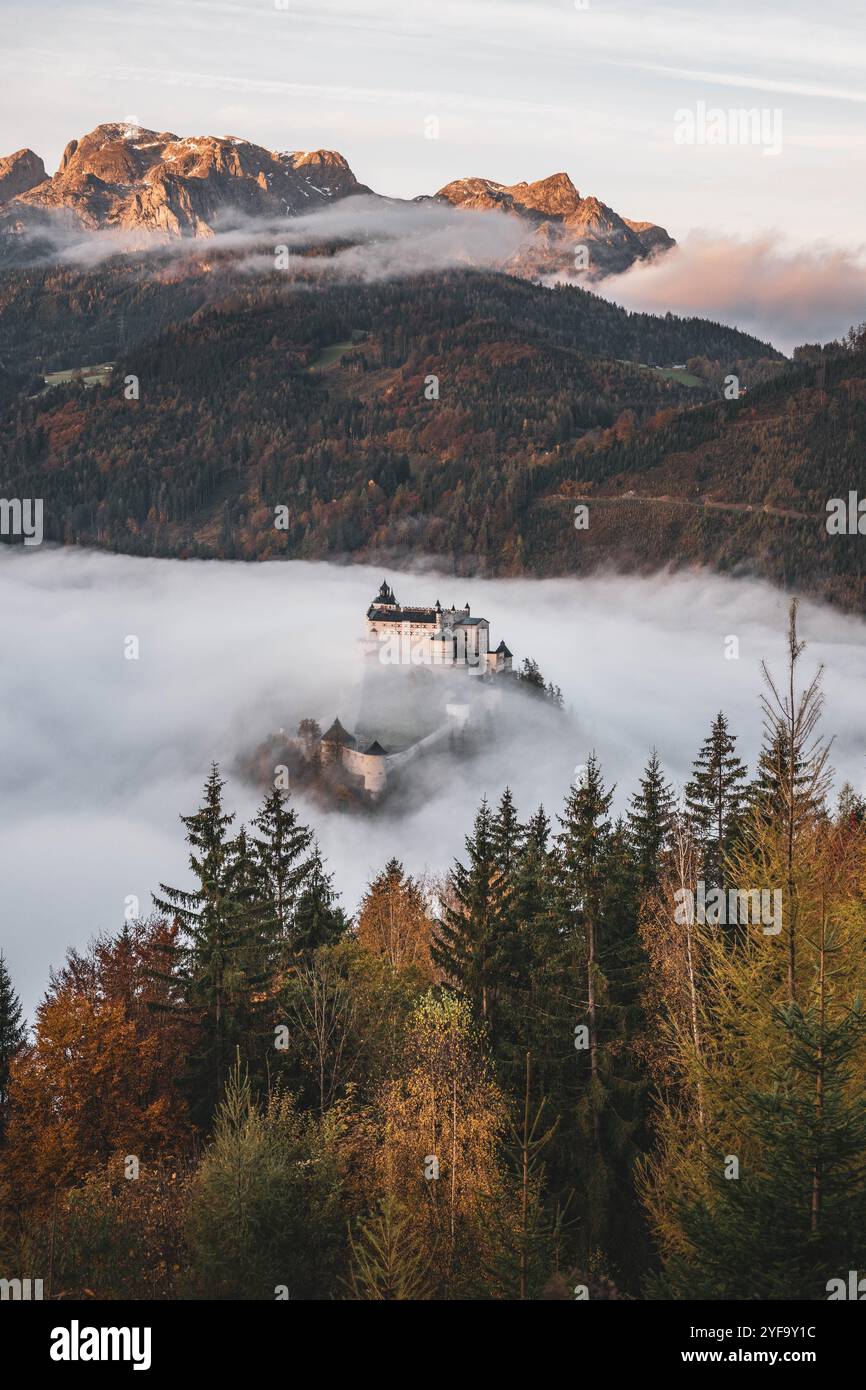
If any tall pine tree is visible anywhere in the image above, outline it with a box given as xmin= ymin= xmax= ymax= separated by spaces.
xmin=684 ymin=712 xmax=748 ymax=885
xmin=249 ymin=786 xmax=315 ymax=955
xmin=0 ymin=954 xmax=26 ymax=1143
xmin=433 ymin=798 xmax=505 ymax=1027
xmin=292 ymin=843 xmax=347 ymax=954
xmin=627 ymin=750 xmax=674 ymax=892
xmin=153 ymin=764 xmax=270 ymax=1125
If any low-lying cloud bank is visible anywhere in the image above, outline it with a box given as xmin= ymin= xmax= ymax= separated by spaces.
xmin=595 ymin=232 xmax=866 ymax=355
xmin=7 ymin=194 xmax=528 ymax=278
xmin=2 ymin=547 xmax=865 ymax=1019
xmin=8 ymin=202 xmax=863 ymax=353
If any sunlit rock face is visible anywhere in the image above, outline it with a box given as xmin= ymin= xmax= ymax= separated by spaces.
xmin=0 ymin=126 xmax=673 ymax=281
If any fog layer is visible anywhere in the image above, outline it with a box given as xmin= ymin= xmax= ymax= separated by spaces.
xmin=2 ymin=547 xmax=864 ymax=1019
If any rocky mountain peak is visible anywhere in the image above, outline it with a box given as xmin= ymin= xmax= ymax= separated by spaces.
xmin=437 ymin=168 xmax=674 ymax=277
xmin=0 ymin=124 xmax=371 ymax=236
xmin=0 ymin=148 xmax=47 ymax=202
xmin=506 ymin=172 xmax=582 ymax=216
xmin=0 ymin=125 xmax=675 ymax=282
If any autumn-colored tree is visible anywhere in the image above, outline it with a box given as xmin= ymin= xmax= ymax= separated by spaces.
xmin=356 ymin=858 xmax=435 ymax=978
xmin=45 ymin=1153 xmax=193 ymax=1300
xmin=0 ymin=918 xmax=191 ymax=1212
xmin=641 ymin=807 xmax=866 ymax=1298
xmin=345 ymin=992 xmax=506 ymax=1296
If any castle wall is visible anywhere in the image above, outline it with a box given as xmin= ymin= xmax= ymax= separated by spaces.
xmin=341 ymin=745 xmax=387 ymax=794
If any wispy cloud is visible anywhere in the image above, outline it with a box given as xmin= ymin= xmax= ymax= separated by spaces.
xmin=595 ymin=232 xmax=866 ymax=354
xmin=10 ymin=195 xmax=529 ymax=280
xmin=620 ymin=62 xmax=866 ymax=106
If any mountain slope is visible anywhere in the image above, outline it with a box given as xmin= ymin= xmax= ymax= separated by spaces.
xmin=3 ymin=267 xmax=824 ymax=598
xmin=527 ymin=347 xmax=866 ymax=610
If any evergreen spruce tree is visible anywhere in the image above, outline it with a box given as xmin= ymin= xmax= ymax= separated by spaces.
xmin=749 ymin=725 xmax=827 ymax=830
xmin=432 ymin=797 xmax=505 ymax=1026
xmin=627 ymin=750 xmax=674 ymax=892
xmin=684 ymin=712 xmax=748 ymax=884
xmin=185 ymin=1060 xmax=342 ymax=1298
xmin=152 ymin=764 xmax=269 ymax=1125
xmin=837 ymin=781 xmax=866 ymax=828
xmin=555 ymin=756 xmax=647 ymax=1276
xmin=511 ymin=807 xmax=560 ymax=976
xmin=0 ymin=953 xmax=26 ymax=1143
xmin=482 ymin=1053 xmax=564 ymax=1299
xmin=556 ymin=754 xmax=614 ymax=1125
xmin=493 ymin=806 xmax=569 ymax=1097
xmin=291 ymin=844 xmax=347 ymax=954
xmin=249 ymin=786 xmax=315 ymax=950
xmin=490 ymin=787 xmax=524 ymax=878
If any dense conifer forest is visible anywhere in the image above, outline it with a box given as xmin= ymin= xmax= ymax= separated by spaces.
xmin=1 ymin=260 xmax=863 ymax=610
xmin=2 ymin=603 xmax=865 ymax=1300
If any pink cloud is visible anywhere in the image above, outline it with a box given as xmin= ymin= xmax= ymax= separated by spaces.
xmin=595 ymin=232 xmax=866 ymax=355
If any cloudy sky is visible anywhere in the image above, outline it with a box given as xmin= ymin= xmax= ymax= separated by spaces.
xmin=2 ymin=548 xmax=865 ymax=1020
xmin=1 ymin=0 xmax=864 ymax=251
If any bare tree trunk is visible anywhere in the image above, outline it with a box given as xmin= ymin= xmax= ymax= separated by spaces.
xmin=675 ymin=820 xmax=706 ymax=1134
xmin=787 ymin=630 xmax=798 ymax=1003
xmin=520 ymin=1051 xmax=530 ymax=1301
xmin=47 ymin=1182 xmax=58 ymax=1300
xmin=811 ymin=892 xmax=827 ymax=1234
xmin=587 ymin=915 xmax=599 ymax=1145
xmin=450 ymin=1077 xmax=457 ymax=1259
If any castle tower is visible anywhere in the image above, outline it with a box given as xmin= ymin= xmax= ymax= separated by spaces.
xmin=374 ymin=579 xmax=398 ymax=608
xmin=320 ymin=717 xmax=355 ymax=765
xmin=362 ymin=740 xmax=388 ymax=795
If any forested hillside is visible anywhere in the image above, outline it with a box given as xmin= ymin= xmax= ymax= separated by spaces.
xmin=3 ymin=260 xmax=862 ymax=610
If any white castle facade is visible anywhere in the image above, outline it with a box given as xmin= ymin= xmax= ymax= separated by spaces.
xmin=360 ymin=579 xmax=513 ymax=673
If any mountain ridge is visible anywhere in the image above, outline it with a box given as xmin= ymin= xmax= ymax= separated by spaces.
xmin=0 ymin=122 xmax=674 ymax=279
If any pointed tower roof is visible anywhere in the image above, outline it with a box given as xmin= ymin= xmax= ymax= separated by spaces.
xmin=322 ymin=717 xmax=355 ymax=747
xmin=365 ymin=739 xmax=388 ymax=756
xmin=374 ymin=578 xmax=397 ymax=607
xmin=495 ymin=640 xmax=513 ymax=657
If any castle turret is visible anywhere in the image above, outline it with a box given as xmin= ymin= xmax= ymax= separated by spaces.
xmin=321 ymin=717 xmax=355 ymax=764
xmin=487 ymin=639 xmax=513 ymax=673
xmin=374 ymin=579 xmax=398 ymax=608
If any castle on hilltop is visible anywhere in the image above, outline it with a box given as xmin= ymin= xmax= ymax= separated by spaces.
xmin=360 ymin=579 xmax=513 ymax=673
xmin=289 ymin=580 xmax=513 ymax=799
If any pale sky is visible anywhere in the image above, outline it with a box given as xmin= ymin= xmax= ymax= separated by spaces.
xmin=0 ymin=0 xmax=864 ymax=250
